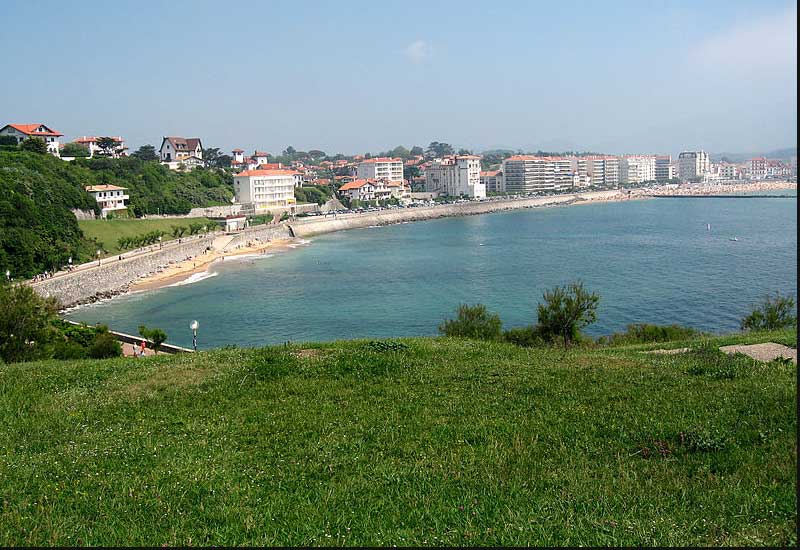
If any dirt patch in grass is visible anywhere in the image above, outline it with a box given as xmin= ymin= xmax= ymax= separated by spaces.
xmin=120 ymin=365 xmax=212 ymax=398
xmin=293 ymin=348 xmax=323 ymax=359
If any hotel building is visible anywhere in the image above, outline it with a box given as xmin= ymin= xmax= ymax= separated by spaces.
xmin=233 ymin=169 xmax=297 ymax=212
xmin=501 ymin=156 xmax=574 ymax=193
xmin=424 ymin=156 xmax=486 ymax=198
xmin=356 ymin=157 xmax=404 ymax=183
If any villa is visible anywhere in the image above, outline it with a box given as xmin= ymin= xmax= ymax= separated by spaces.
xmin=159 ymin=136 xmax=204 ymax=169
xmin=73 ymin=136 xmax=127 ymax=158
xmin=338 ymin=178 xmax=410 ymax=203
xmin=0 ymin=123 xmax=63 ymax=156
xmin=85 ymin=184 xmax=129 ymax=218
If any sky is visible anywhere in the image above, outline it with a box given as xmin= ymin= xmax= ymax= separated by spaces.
xmin=1 ymin=0 xmax=796 ymax=156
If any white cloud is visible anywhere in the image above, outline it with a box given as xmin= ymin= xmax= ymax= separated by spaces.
xmin=403 ymin=40 xmax=431 ymax=63
xmin=693 ymin=6 xmax=797 ymax=74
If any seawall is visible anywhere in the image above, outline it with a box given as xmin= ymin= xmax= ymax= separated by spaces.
xmin=288 ymin=190 xmax=624 ymax=237
xmin=32 ymin=224 xmax=291 ymax=308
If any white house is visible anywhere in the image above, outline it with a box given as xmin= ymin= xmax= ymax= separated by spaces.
xmin=424 ymin=156 xmax=486 ymax=198
xmin=159 ymin=136 xmax=203 ymax=163
xmin=73 ymin=136 xmax=127 ymax=158
xmin=233 ymin=169 xmax=297 ymax=212
xmin=85 ymin=185 xmax=129 ymax=218
xmin=0 ymin=123 xmax=63 ymax=156
xmin=338 ymin=178 xmax=410 ymax=203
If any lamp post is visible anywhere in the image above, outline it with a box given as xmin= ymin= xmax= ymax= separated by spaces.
xmin=5 ymin=269 xmax=9 ymax=282
xmin=190 ymin=320 xmax=199 ymax=352
xmin=158 ymin=235 xmax=162 ymax=249
xmin=96 ymin=249 xmax=101 ymax=266
xmin=68 ymin=256 xmax=72 ymax=271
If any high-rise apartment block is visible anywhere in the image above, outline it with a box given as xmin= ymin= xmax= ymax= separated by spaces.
xmin=678 ymin=151 xmax=710 ymax=181
xmin=501 ymin=156 xmax=574 ymax=193
xmin=619 ymin=156 xmax=656 ymax=184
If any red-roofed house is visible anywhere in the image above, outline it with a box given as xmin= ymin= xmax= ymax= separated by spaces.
xmin=73 ymin=136 xmax=127 ymax=158
xmin=1 ymin=123 xmax=63 ymax=156
xmin=233 ymin=169 xmax=297 ymax=212
xmin=338 ymin=178 xmax=410 ymax=203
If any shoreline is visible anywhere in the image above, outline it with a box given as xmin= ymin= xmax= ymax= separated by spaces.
xmin=46 ymin=181 xmax=796 ymax=310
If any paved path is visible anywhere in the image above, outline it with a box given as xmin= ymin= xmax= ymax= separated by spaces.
xmin=719 ymin=343 xmax=797 ymax=364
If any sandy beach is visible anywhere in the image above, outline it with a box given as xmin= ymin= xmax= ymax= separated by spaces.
xmin=130 ymin=237 xmax=296 ymax=292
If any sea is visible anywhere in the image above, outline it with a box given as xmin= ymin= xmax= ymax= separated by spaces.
xmin=65 ymin=192 xmax=798 ymax=349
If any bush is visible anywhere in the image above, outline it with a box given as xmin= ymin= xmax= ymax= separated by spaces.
xmin=740 ymin=292 xmax=797 ymax=331
xmin=439 ymin=304 xmax=503 ymax=341
xmin=138 ymin=324 xmax=167 ymax=352
xmin=88 ymin=331 xmax=122 ymax=359
xmin=52 ymin=340 xmax=88 ymax=360
xmin=0 ymin=283 xmax=60 ymax=363
xmin=598 ymin=323 xmax=701 ymax=346
xmin=503 ymin=325 xmax=547 ymax=347
xmin=536 ymin=281 xmax=600 ymax=348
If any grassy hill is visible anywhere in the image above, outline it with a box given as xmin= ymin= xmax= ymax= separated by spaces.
xmin=0 ymin=329 xmax=795 ymax=546
xmin=78 ymin=217 xmax=214 ymax=256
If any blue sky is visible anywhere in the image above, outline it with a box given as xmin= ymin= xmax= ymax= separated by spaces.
xmin=1 ymin=0 xmax=796 ymax=155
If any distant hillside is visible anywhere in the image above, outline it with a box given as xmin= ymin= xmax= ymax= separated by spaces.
xmin=712 ymin=147 xmax=797 ymax=162
xmin=0 ymin=330 xmax=795 ymax=545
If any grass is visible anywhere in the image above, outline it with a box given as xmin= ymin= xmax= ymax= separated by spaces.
xmin=0 ymin=329 xmax=795 ymax=546
xmin=78 ymin=217 xmax=215 ymax=256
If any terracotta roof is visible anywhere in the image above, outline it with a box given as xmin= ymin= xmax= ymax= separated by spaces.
xmin=506 ymin=155 xmax=568 ymax=161
xmin=74 ymin=136 xmax=124 ymax=144
xmin=235 ymin=169 xmax=297 ymax=177
xmin=85 ymin=185 xmax=127 ymax=192
xmin=339 ymin=178 xmax=377 ymax=190
xmin=481 ymin=170 xmax=500 ymax=177
xmin=255 ymin=163 xmax=283 ymax=170
xmin=232 ymin=148 xmax=244 ymax=153
xmin=253 ymin=151 xmax=270 ymax=157
xmin=3 ymin=123 xmax=63 ymax=137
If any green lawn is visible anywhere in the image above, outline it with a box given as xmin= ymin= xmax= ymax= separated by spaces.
xmin=0 ymin=330 xmax=795 ymax=546
xmin=78 ymin=218 xmax=215 ymax=257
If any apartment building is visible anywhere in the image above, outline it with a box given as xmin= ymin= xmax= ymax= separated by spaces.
xmin=619 ymin=156 xmax=656 ymax=184
xmin=654 ymin=155 xmax=674 ymax=182
xmin=480 ymin=170 xmax=503 ymax=193
xmin=501 ymin=156 xmax=574 ymax=193
xmin=677 ymin=151 xmax=710 ymax=181
xmin=0 ymin=123 xmax=63 ymax=156
xmin=233 ymin=169 xmax=297 ymax=212
xmin=424 ymin=156 xmax=486 ymax=198
xmin=85 ymin=185 xmax=129 ymax=218
xmin=569 ymin=156 xmax=619 ymax=187
xmin=356 ymin=157 xmax=404 ymax=183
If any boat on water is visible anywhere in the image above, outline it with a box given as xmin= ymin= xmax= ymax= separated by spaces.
xmin=706 ymin=223 xmax=711 ymax=231
xmin=730 ymin=237 xmax=738 ymax=241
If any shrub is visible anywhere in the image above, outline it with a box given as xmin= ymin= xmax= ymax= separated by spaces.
xmin=439 ymin=304 xmax=503 ymax=341
xmin=52 ymin=340 xmax=88 ymax=360
xmin=503 ymin=325 xmax=547 ymax=347
xmin=598 ymin=323 xmax=701 ymax=345
xmin=138 ymin=324 xmax=167 ymax=352
xmin=0 ymin=283 xmax=60 ymax=363
xmin=740 ymin=292 xmax=797 ymax=331
xmin=88 ymin=331 xmax=122 ymax=359
xmin=536 ymin=281 xmax=600 ymax=348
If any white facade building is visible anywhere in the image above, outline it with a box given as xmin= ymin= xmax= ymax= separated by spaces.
xmin=233 ymin=169 xmax=297 ymax=212
xmin=159 ymin=136 xmax=203 ymax=162
xmin=654 ymin=156 xmax=674 ymax=182
xmin=0 ymin=123 xmax=63 ymax=156
xmin=502 ymin=156 xmax=575 ymax=193
xmin=480 ymin=170 xmax=504 ymax=193
xmin=678 ymin=151 xmax=710 ymax=181
xmin=619 ymin=156 xmax=656 ymax=184
xmin=73 ymin=136 xmax=127 ymax=158
xmin=424 ymin=156 xmax=486 ymax=198
xmin=356 ymin=157 xmax=404 ymax=183
xmin=85 ymin=185 xmax=129 ymax=218
xmin=338 ymin=178 xmax=410 ymax=203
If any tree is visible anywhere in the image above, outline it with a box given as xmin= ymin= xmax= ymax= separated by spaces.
xmin=20 ymin=137 xmax=48 ymax=154
xmin=132 ymin=144 xmax=159 ymax=161
xmin=410 ymin=146 xmax=424 ymax=156
xmin=740 ymin=292 xmax=797 ymax=331
xmin=536 ymin=281 xmax=600 ymax=348
xmin=457 ymin=148 xmax=472 ymax=156
xmin=283 ymin=146 xmax=296 ymax=157
xmin=0 ymin=135 xmax=19 ymax=148
xmin=404 ymin=165 xmax=421 ymax=181
xmin=0 ymin=283 xmax=59 ymax=363
xmin=426 ymin=141 xmax=454 ymax=158
xmin=138 ymin=325 xmax=167 ymax=352
xmin=308 ymin=149 xmax=327 ymax=159
xmin=439 ymin=303 xmax=503 ymax=341
xmin=95 ymin=137 xmax=119 ymax=157
xmin=389 ymin=145 xmax=410 ymax=159
xmin=61 ymin=143 xmax=91 ymax=158
xmin=88 ymin=331 xmax=122 ymax=359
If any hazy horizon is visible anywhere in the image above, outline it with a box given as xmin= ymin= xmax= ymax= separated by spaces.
xmin=1 ymin=0 xmax=796 ymax=156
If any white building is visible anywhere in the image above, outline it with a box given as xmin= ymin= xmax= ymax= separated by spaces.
xmin=480 ymin=170 xmax=504 ymax=193
xmin=338 ymin=178 xmax=410 ymax=203
xmin=502 ymin=156 xmax=575 ymax=193
xmin=73 ymin=136 xmax=127 ymax=158
xmin=85 ymin=185 xmax=129 ymax=218
xmin=678 ymin=151 xmax=710 ymax=181
xmin=356 ymin=157 xmax=404 ymax=183
xmin=0 ymin=123 xmax=63 ymax=156
xmin=424 ymin=156 xmax=486 ymax=198
xmin=233 ymin=169 xmax=297 ymax=212
xmin=619 ymin=155 xmax=656 ymax=184
xmin=159 ymin=136 xmax=203 ymax=163
xmin=581 ymin=156 xmax=620 ymax=187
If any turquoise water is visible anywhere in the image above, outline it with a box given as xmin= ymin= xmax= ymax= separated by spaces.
xmin=66 ymin=194 xmax=797 ymax=349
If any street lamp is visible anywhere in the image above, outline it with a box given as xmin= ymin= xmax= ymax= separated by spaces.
xmin=5 ymin=269 xmax=9 ymax=281
xmin=68 ymin=256 xmax=72 ymax=270
xmin=158 ymin=235 xmax=162 ymax=249
xmin=96 ymin=249 xmax=101 ymax=266
xmin=189 ymin=320 xmax=199 ymax=351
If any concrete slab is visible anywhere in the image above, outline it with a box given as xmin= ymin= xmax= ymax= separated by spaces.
xmin=719 ymin=342 xmax=797 ymax=364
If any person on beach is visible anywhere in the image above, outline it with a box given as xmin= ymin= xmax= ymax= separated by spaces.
xmin=139 ymin=340 xmax=147 ymax=356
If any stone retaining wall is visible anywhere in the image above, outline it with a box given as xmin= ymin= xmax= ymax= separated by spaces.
xmin=289 ymin=190 xmax=623 ymax=237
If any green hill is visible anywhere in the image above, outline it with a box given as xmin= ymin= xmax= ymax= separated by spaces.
xmin=0 ymin=330 xmax=795 ymax=546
